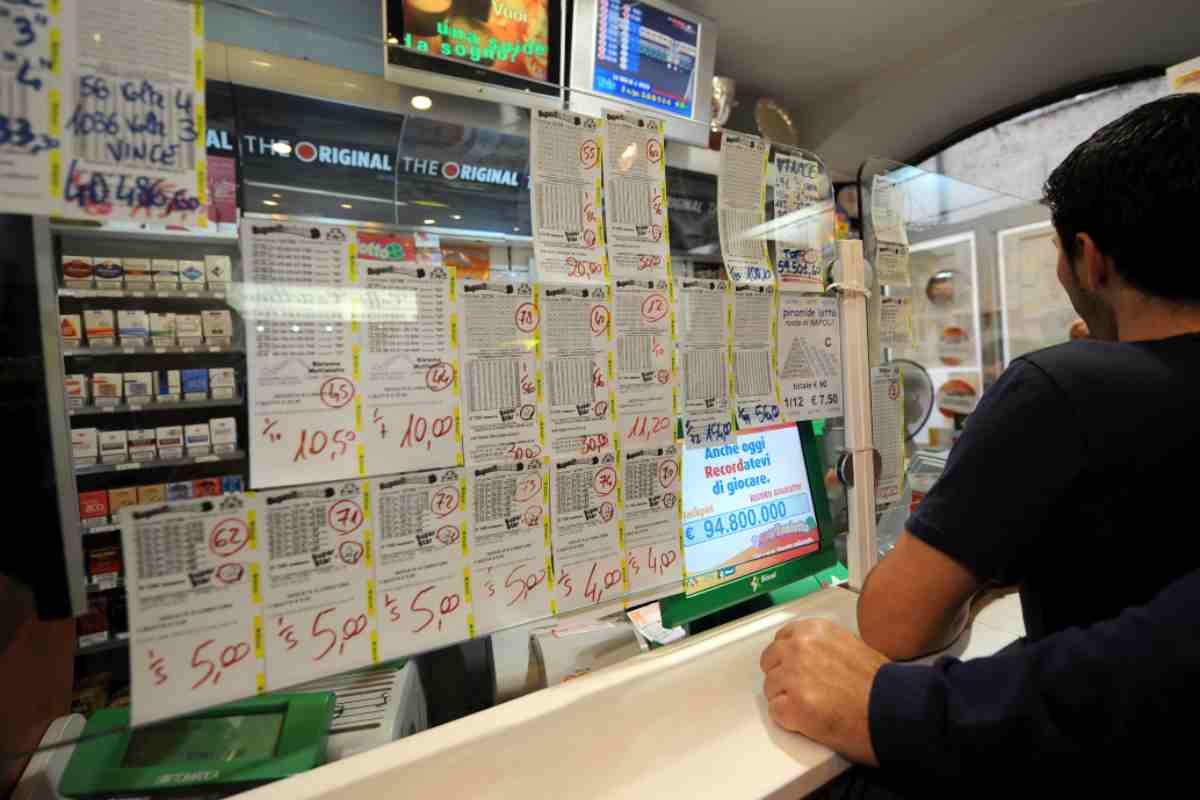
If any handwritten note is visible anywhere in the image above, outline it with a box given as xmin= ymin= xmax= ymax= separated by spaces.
xmin=774 ymin=152 xmax=834 ymax=289
xmin=731 ymin=284 xmax=782 ymax=429
xmin=717 ymin=131 xmax=772 ymax=285
xmin=456 ymin=279 xmax=543 ymax=464
xmin=601 ymin=110 xmax=670 ymax=281
xmin=675 ymin=278 xmax=733 ymax=449
xmin=549 ymin=451 xmax=623 ymax=613
xmin=538 ymin=283 xmax=616 ymax=457
xmin=0 ymin=0 xmax=74 ymax=215
xmin=359 ymin=233 xmax=459 ymax=475
xmin=64 ymin=0 xmax=207 ymax=226
xmin=257 ymin=480 xmax=376 ymax=690
xmin=468 ymin=458 xmax=551 ymax=634
xmin=530 ymin=109 xmax=608 ymax=284
xmin=372 ymin=468 xmax=471 ymax=659
xmin=120 ymin=494 xmax=261 ymax=725
xmin=614 ymin=279 xmax=676 ymax=449
xmin=622 ymin=445 xmax=682 ymax=594
xmin=241 ymin=221 xmax=359 ymax=489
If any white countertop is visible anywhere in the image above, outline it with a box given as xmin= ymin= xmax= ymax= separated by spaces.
xmin=239 ymin=587 xmax=1020 ymax=800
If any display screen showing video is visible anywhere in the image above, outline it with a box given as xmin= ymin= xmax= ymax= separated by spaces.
xmin=389 ymin=0 xmax=551 ymax=82
xmin=592 ymin=0 xmax=698 ymax=118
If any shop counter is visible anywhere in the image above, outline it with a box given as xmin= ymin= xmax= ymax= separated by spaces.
xmin=237 ymin=587 xmax=1020 ymax=800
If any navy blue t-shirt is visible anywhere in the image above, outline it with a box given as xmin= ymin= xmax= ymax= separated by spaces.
xmin=907 ymin=334 xmax=1200 ymax=640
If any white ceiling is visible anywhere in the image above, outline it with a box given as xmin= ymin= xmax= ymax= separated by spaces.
xmin=675 ymin=0 xmax=1200 ymax=175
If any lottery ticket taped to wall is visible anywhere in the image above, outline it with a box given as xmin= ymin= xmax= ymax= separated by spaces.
xmin=613 ymin=279 xmax=676 ymax=449
xmin=731 ymin=284 xmax=782 ymax=429
xmin=622 ymin=444 xmax=683 ymax=594
xmin=549 ymin=451 xmax=623 ymax=614
xmin=601 ymin=110 xmax=671 ymax=281
xmin=121 ymin=494 xmax=261 ymax=725
xmin=717 ymin=131 xmax=773 ymax=285
xmin=675 ymin=278 xmax=733 ymax=449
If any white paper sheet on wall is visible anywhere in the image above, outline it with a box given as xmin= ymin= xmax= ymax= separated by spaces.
xmin=256 ymin=480 xmax=376 ymax=690
xmin=777 ymin=295 xmax=844 ymax=422
xmin=731 ymin=284 xmax=782 ymax=429
xmin=121 ymin=495 xmax=262 ymax=725
xmin=0 ymin=0 xmax=76 ymax=215
xmin=242 ymin=221 xmax=360 ymax=488
xmin=880 ymin=296 xmax=914 ymax=348
xmin=871 ymin=365 xmax=904 ymax=510
xmin=773 ymin=152 xmax=834 ymax=290
xmin=357 ymin=233 xmax=461 ymax=476
xmin=549 ymin=451 xmax=623 ymax=613
xmin=530 ymin=109 xmax=608 ymax=284
xmin=717 ymin=131 xmax=772 ymax=285
xmin=675 ymin=278 xmax=733 ymax=449
xmin=371 ymin=468 xmax=471 ymax=660
xmin=63 ymin=0 xmax=208 ymax=226
xmin=613 ymin=279 xmax=676 ymax=449
xmin=538 ymin=283 xmax=617 ymax=457
xmin=621 ymin=444 xmax=683 ymax=595
xmin=456 ymin=279 xmax=544 ymax=465
xmin=467 ymin=458 xmax=552 ymax=634
xmin=601 ymin=110 xmax=671 ymax=281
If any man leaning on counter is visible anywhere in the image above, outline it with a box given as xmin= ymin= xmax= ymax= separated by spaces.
xmin=761 ymin=94 xmax=1200 ymax=793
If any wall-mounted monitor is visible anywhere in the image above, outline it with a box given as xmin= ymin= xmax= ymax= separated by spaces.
xmin=384 ymin=0 xmax=563 ymax=109
xmin=569 ymin=0 xmax=716 ymax=146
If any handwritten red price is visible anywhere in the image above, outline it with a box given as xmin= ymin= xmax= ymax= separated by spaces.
xmin=566 ymin=257 xmax=604 ymax=279
xmin=210 ymin=518 xmax=249 ymax=558
xmin=282 ymin=608 xmax=369 ymax=662
xmin=638 ymin=254 xmax=664 ymax=272
xmin=431 ymin=486 xmax=460 ymax=517
xmin=627 ymin=415 xmax=671 ymax=442
xmin=387 ymin=588 xmax=463 ymax=634
xmin=261 ymin=417 xmax=282 ymax=443
xmin=328 ymin=499 xmax=364 ymax=535
xmin=581 ymin=433 xmax=610 ymax=454
xmin=320 ymin=377 xmax=356 ymax=409
xmin=658 ymin=458 xmax=678 ymax=488
xmin=590 ymin=304 xmax=610 ymax=335
xmin=515 ymin=303 xmax=539 ymax=333
xmin=584 ymin=562 xmax=623 ymax=604
xmin=593 ymin=466 xmax=617 ymax=496
xmin=147 ymin=649 xmax=168 ymax=686
xmin=505 ymin=563 xmax=547 ymax=607
xmin=580 ymin=139 xmax=599 ymax=169
xmin=190 ymin=638 xmax=251 ymax=689
xmin=399 ymin=413 xmax=455 ymax=451
xmin=425 ymin=362 xmax=455 ymax=392
xmin=508 ymin=443 xmax=542 ymax=461
xmin=293 ymin=428 xmax=356 ymax=463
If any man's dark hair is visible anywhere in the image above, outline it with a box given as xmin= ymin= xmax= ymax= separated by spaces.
xmin=1043 ymin=93 xmax=1200 ymax=301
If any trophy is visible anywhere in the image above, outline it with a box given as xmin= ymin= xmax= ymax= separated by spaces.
xmin=710 ymin=76 xmax=737 ymax=149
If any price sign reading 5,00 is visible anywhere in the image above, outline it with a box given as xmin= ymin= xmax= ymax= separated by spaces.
xmin=275 ymin=607 xmax=371 ymax=668
xmin=383 ymin=582 xmax=466 ymax=641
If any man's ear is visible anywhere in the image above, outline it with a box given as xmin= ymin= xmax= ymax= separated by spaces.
xmin=1075 ymin=232 xmax=1115 ymax=292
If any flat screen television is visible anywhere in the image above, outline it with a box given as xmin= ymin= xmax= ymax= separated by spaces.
xmin=569 ymin=0 xmax=717 ymax=146
xmin=384 ymin=0 xmax=563 ymax=108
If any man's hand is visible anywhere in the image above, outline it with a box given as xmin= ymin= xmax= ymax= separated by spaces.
xmin=760 ymin=619 xmax=889 ymax=767
xmin=1069 ymin=319 xmax=1091 ymax=340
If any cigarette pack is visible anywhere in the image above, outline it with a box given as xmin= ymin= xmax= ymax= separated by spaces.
xmin=166 ymin=481 xmax=193 ymax=501
xmin=176 ymin=314 xmax=203 ymax=346
xmin=72 ymin=428 xmax=99 ymax=466
xmin=107 ymin=487 xmax=139 ymax=517
xmin=200 ymin=310 xmax=233 ymax=346
xmin=117 ymin=310 xmax=149 ymax=345
xmin=205 ymin=255 xmax=232 ymax=289
xmin=83 ymin=309 xmax=116 ymax=347
xmin=181 ymin=368 xmax=209 ymax=401
xmin=123 ymin=257 xmax=153 ymax=290
xmin=60 ymin=314 xmax=84 ymax=346
xmin=62 ymin=255 xmax=93 ymax=289
xmin=93 ymin=258 xmax=124 ymax=290
xmin=152 ymin=259 xmax=179 ymax=289
xmin=64 ymin=374 xmax=88 ymax=409
xmin=137 ymin=484 xmax=166 ymax=504
xmin=185 ymin=423 xmax=212 ymax=456
xmin=209 ymin=367 xmax=236 ymax=400
xmin=156 ymin=425 xmax=184 ymax=460
xmin=76 ymin=595 xmax=109 ymax=646
xmin=127 ymin=429 xmax=157 ymax=462
xmin=193 ymin=478 xmax=221 ymax=497
xmin=78 ymin=490 xmax=109 ymax=528
xmin=209 ymin=417 xmax=237 ymax=455
xmin=156 ymin=370 xmax=181 ymax=403
xmin=149 ymin=312 xmax=176 ymax=347
xmin=91 ymin=373 xmax=123 ymax=407
xmin=123 ymin=372 xmax=154 ymax=404
xmin=99 ymin=430 xmax=129 ymax=464
xmin=221 ymin=475 xmax=244 ymax=494
xmin=179 ymin=260 xmax=206 ymax=290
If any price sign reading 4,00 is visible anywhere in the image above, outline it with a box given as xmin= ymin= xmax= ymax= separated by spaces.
xmin=628 ymin=544 xmax=678 ymax=579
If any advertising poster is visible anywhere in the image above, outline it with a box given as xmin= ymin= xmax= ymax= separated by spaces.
xmin=777 ymin=295 xmax=844 ymax=422
xmin=681 ymin=423 xmax=821 ymax=595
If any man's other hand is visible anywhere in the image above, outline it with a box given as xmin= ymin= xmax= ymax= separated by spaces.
xmin=760 ymin=619 xmax=888 ymax=766
xmin=1069 ymin=319 xmax=1091 ymax=340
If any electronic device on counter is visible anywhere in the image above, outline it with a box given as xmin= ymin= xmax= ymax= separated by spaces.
xmin=384 ymin=0 xmax=563 ymax=109
xmin=58 ymin=693 xmax=334 ymax=798
xmin=569 ymin=0 xmax=717 ymax=146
